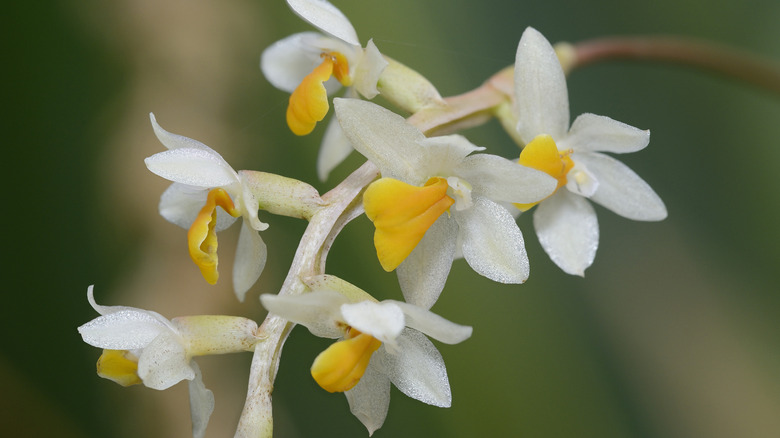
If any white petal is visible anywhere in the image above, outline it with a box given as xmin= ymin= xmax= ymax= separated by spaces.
xmin=383 ymin=329 xmax=451 ymax=407
xmin=260 ymin=290 xmax=347 ymax=338
xmin=334 ymin=98 xmax=427 ymax=184
xmin=86 ymin=284 xmax=138 ymax=316
xmin=260 ymin=32 xmax=346 ymax=94
xmin=456 ymin=196 xmax=530 ymax=283
xmin=137 ymin=332 xmax=194 ymax=390
xmin=514 ymin=27 xmax=569 ymax=142
xmin=287 ymin=0 xmax=360 ymax=46
xmin=416 ymin=134 xmax=484 ymax=178
xmin=345 ymin=355 xmax=391 ymax=436
xmin=188 ymin=361 xmax=215 ymax=438
xmin=158 ymin=183 xmax=238 ymax=231
xmin=150 ymin=113 xmax=221 ymax=153
xmin=396 ymin=216 xmax=457 ymax=310
xmin=561 ymin=113 xmax=650 ymax=154
xmin=341 ymin=301 xmax=405 ymax=344
xmin=232 ymin=220 xmax=267 ymax=302
xmin=145 ymin=148 xmax=239 ymax=188
xmin=78 ymin=309 xmax=172 ymax=350
xmin=317 ymin=114 xmax=354 ymax=181
xmin=455 ymin=154 xmax=557 ymax=204
xmin=534 ymin=190 xmax=599 ymax=276
xmin=386 ymin=300 xmax=472 ymax=345
xmin=574 ymin=152 xmax=667 ymax=221
xmin=352 ymin=39 xmax=388 ymax=99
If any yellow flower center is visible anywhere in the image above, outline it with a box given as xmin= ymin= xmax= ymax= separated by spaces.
xmin=188 ymin=188 xmax=241 ymax=285
xmin=311 ymin=328 xmax=382 ymax=393
xmin=96 ymin=349 xmax=142 ymax=387
xmin=514 ymin=134 xmax=574 ymax=211
xmin=363 ymin=177 xmax=455 ymax=272
xmin=287 ymin=51 xmax=352 ymax=136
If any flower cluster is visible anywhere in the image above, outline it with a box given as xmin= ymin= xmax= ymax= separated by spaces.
xmin=77 ymin=1 xmax=669 ymax=437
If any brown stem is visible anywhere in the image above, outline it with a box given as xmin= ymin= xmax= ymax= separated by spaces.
xmin=570 ymin=36 xmax=780 ymax=95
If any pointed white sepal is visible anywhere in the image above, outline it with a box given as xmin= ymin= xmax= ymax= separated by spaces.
xmin=286 ymin=0 xmax=360 ymax=46
xmin=387 ymin=300 xmax=473 ymax=344
xmin=574 ymin=152 xmax=667 ymax=221
xmin=561 ymin=113 xmax=650 ymax=154
xmin=514 ymin=27 xmax=570 ymax=143
xmin=334 ymin=97 xmax=427 ymax=184
xmin=145 ymin=148 xmax=240 ymax=189
xmin=150 ymin=113 xmax=219 ymax=153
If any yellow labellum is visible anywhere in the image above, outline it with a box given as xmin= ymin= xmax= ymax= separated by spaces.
xmin=96 ymin=349 xmax=142 ymax=387
xmin=188 ymin=188 xmax=241 ymax=285
xmin=515 ymin=134 xmax=574 ymax=211
xmin=311 ymin=330 xmax=382 ymax=393
xmin=287 ymin=51 xmax=351 ymax=136
xmin=364 ymin=177 xmax=454 ymax=272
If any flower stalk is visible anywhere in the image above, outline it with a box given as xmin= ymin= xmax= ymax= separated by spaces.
xmin=566 ymin=36 xmax=780 ymax=95
xmin=235 ymin=160 xmax=379 ymax=438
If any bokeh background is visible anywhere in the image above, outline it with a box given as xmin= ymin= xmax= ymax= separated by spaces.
xmin=5 ymin=0 xmax=780 ymax=437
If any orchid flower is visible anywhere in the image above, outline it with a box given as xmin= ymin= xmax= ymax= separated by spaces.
xmin=261 ymin=0 xmax=388 ymax=180
xmin=334 ymin=98 xmax=557 ymax=309
xmin=144 ymin=113 xmax=269 ymax=301
xmin=260 ymin=275 xmax=472 ymax=435
xmin=513 ymin=27 xmax=668 ymax=276
xmin=77 ymin=286 xmax=259 ymax=438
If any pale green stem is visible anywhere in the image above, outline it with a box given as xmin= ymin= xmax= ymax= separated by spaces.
xmin=407 ymin=67 xmax=512 ymax=136
xmin=235 ymin=160 xmax=379 ymax=438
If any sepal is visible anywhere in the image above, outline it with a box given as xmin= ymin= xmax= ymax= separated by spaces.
xmin=286 ymin=0 xmax=360 ymax=46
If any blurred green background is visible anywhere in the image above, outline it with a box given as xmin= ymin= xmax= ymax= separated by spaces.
xmin=5 ymin=0 xmax=780 ymax=437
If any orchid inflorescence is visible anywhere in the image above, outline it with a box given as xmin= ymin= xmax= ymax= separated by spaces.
xmin=79 ymin=0 xmax=705 ymax=436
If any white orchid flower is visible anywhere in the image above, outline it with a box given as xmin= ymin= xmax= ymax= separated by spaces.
xmin=261 ymin=0 xmax=388 ymax=180
xmin=334 ymin=98 xmax=557 ymax=309
xmin=77 ymin=286 xmax=259 ymax=438
xmin=144 ymin=113 xmax=269 ymax=301
xmin=513 ymin=27 xmax=667 ymax=276
xmin=260 ymin=275 xmax=472 ymax=435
